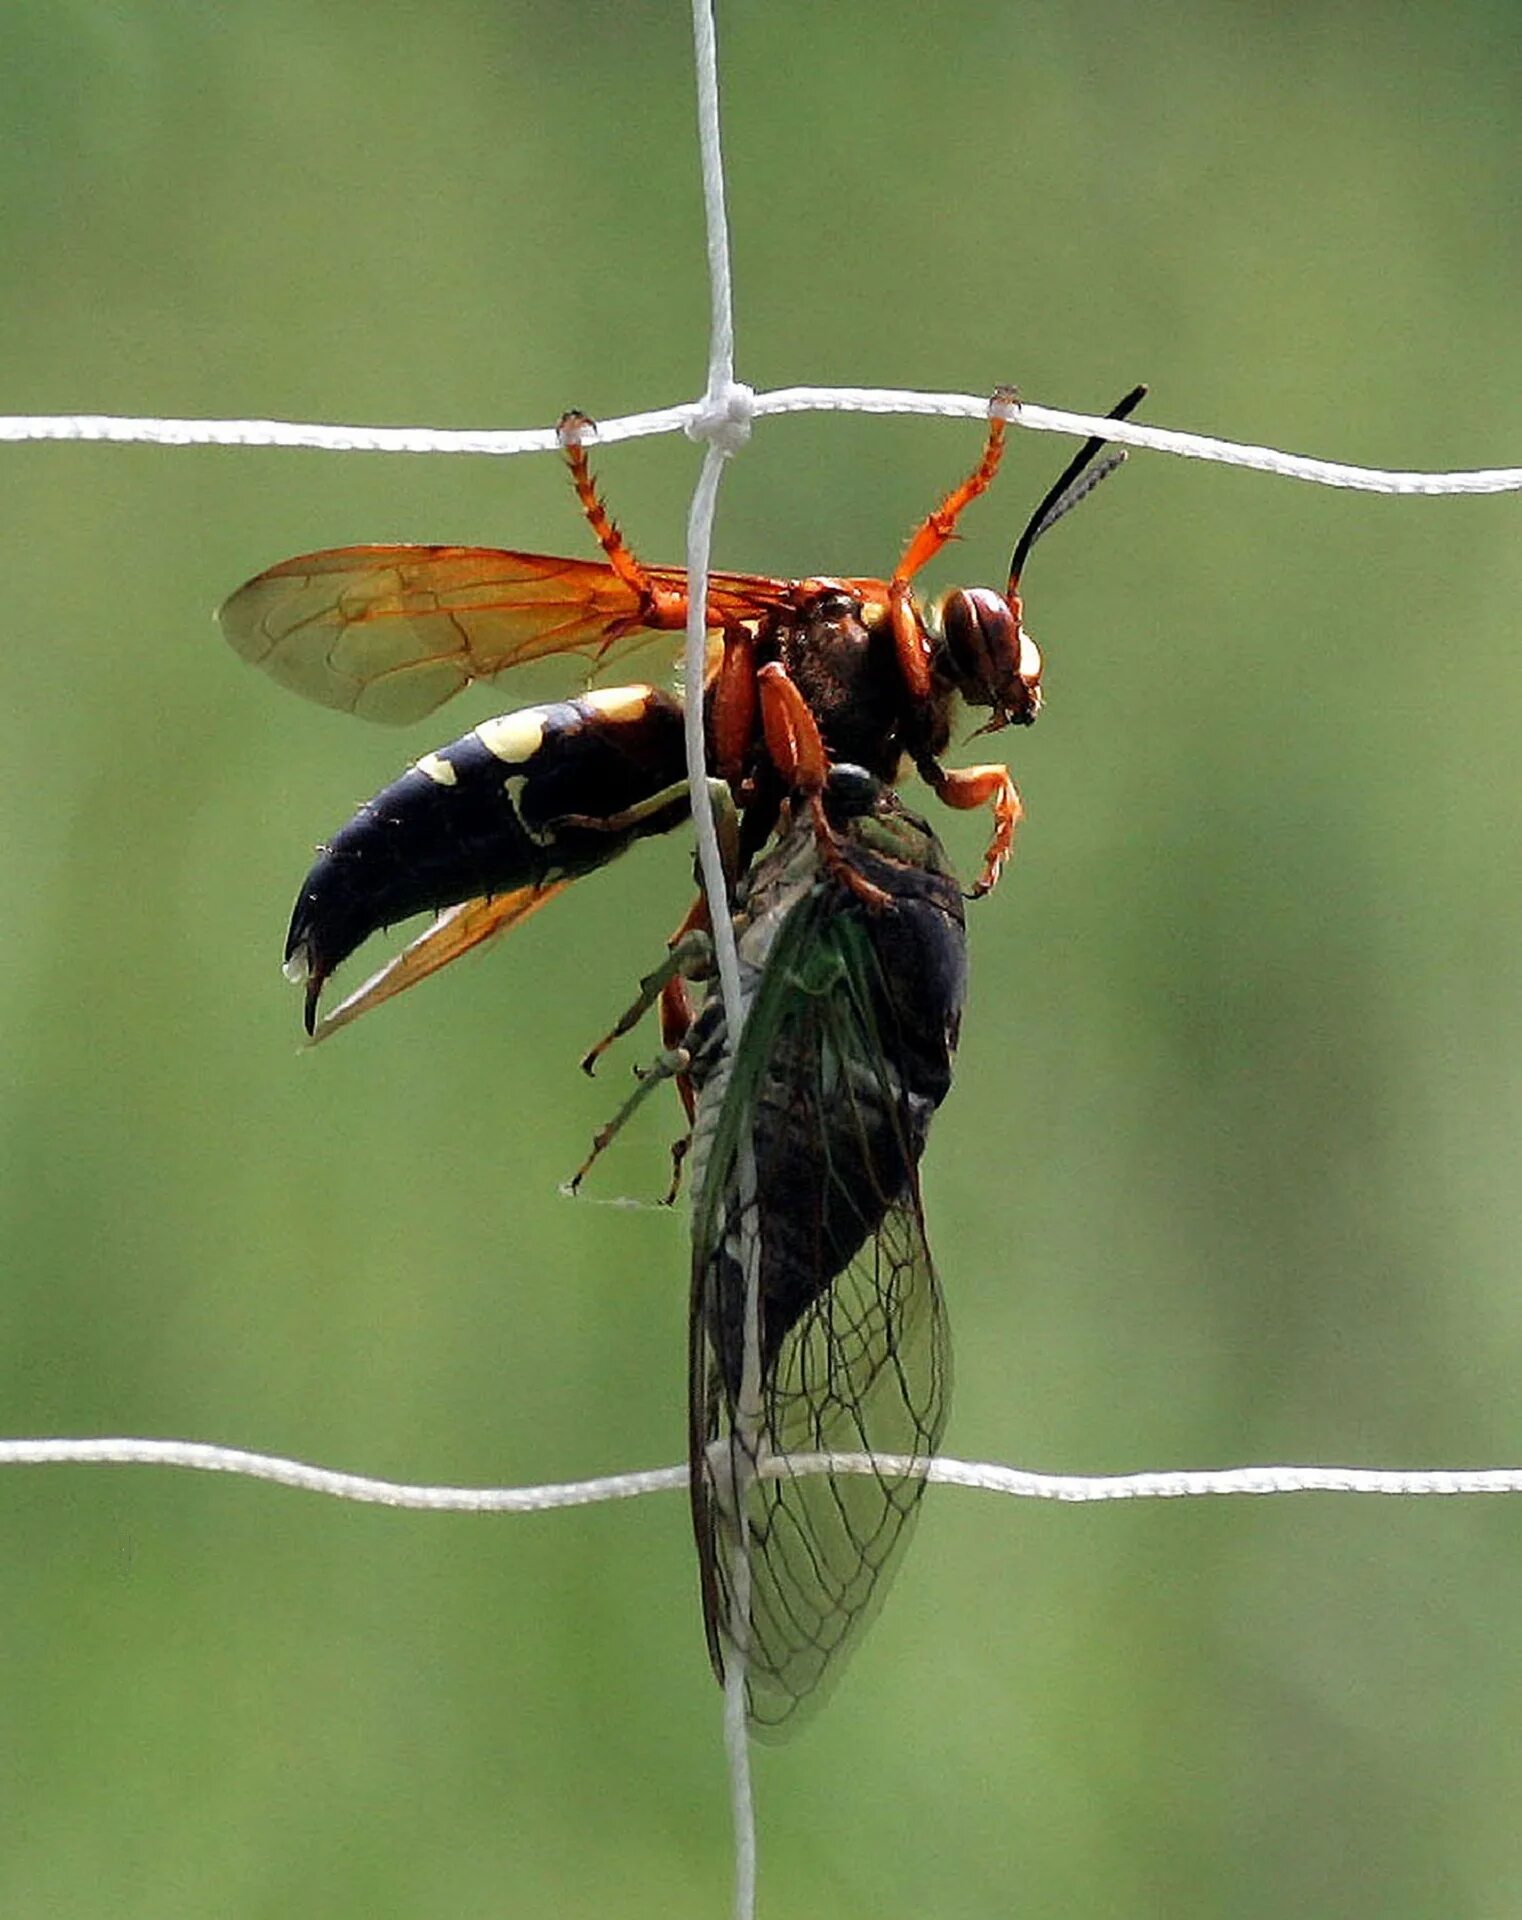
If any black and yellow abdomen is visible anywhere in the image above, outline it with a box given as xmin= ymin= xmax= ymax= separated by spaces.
xmin=285 ymin=685 xmax=689 ymax=1020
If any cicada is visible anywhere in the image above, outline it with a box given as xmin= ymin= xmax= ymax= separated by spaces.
xmin=574 ymin=763 xmax=964 ymax=1730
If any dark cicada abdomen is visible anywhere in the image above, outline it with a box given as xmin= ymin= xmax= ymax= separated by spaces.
xmin=685 ymin=768 xmax=965 ymax=1731
xmin=690 ymin=771 xmax=966 ymax=1381
xmin=284 ymin=686 xmax=688 ymax=1026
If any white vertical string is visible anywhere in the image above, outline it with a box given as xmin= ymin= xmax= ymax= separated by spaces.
xmin=683 ymin=433 xmax=761 ymax=1920
xmin=683 ymin=0 xmax=750 ymax=1037
xmin=691 ymin=0 xmax=736 ymax=418
xmin=684 ymin=4 xmax=761 ymax=1917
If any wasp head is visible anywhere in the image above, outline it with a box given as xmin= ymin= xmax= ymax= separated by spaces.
xmin=931 ymin=382 xmax=1147 ymax=737
xmin=931 ymin=585 xmax=1043 ymax=731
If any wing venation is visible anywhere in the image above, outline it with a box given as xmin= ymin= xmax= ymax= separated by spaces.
xmin=688 ymin=838 xmax=960 ymax=1734
xmin=219 ymin=546 xmax=793 ymax=725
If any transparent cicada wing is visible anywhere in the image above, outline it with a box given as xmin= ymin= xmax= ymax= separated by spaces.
xmin=688 ymin=833 xmax=960 ymax=1736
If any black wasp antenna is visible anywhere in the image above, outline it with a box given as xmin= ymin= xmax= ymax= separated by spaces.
xmin=1008 ymin=383 xmax=1148 ymax=589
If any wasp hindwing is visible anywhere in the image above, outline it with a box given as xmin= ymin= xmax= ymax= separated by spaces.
xmin=685 ymin=768 xmax=966 ymax=1734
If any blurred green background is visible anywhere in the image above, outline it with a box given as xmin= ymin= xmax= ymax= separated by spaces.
xmin=3 ymin=2 xmax=1522 ymax=1914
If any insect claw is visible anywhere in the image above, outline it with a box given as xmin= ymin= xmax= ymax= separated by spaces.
xmin=662 ymin=1131 xmax=692 ymax=1207
xmin=988 ymin=383 xmax=1021 ymax=421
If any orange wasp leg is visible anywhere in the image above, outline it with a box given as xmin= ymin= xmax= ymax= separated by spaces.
xmin=886 ymin=387 xmax=1020 ymax=701
xmin=923 ymin=759 xmax=1024 ymax=898
xmin=757 ymin=663 xmax=892 ymax=909
xmin=558 ymin=411 xmax=689 ymax=631
xmin=709 ymin=625 xmax=758 ymax=782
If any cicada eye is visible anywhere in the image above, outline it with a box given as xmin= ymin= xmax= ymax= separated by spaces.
xmin=937 ymin=586 xmax=1041 ymax=726
xmin=822 ymin=761 xmax=881 ymax=820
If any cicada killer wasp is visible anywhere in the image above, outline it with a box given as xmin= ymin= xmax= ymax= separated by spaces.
xmin=217 ymin=386 xmax=1141 ymax=1726
xmin=218 ymin=385 xmax=1142 ymax=1039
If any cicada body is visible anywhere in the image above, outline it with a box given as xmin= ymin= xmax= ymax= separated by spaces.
xmin=681 ymin=767 xmax=965 ymax=1733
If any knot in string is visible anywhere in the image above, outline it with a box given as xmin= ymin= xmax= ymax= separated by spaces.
xmin=685 ymin=380 xmax=755 ymax=455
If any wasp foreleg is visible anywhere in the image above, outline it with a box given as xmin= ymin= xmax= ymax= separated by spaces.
xmin=921 ymin=757 xmax=1024 ymax=896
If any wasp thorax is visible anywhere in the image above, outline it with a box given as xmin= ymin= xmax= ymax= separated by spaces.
xmin=936 ymin=586 xmax=1042 ymax=726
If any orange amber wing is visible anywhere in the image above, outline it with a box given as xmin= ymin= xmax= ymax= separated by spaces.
xmin=219 ymin=546 xmax=793 ymax=726
xmin=218 ymin=546 xmax=648 ymax=726
xmin=306 ymin=883 xmax=570 ymax=1041
xmin=645 ymin=563 xmax=796 ymax=621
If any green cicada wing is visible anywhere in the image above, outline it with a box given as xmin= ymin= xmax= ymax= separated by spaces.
xmin=689 ymin=876 xmax=954 ymax=1737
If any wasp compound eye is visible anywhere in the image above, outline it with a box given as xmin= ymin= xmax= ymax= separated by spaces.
xmin=938 ymin=587 xmax=1040 ymax=725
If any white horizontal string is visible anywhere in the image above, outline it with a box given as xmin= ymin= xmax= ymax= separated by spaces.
xmin=4 ymin=1435 xmax=1519 ymax=1509
xmin=0 ymin=1435 xmax=686 ymax=1509
xmin=5 ymin=388 xmax=1520 ymax=495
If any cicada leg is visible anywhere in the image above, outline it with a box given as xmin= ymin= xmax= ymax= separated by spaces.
xmin=578 ymin=923 xmax=714 ymax=1077
xmin=569 ymin=770 xmax=737 ymax=1197
xmin=566 ymin=921 xmax=715 ymax=1199
xmin=657 ymin=891 xmax=712 ymax=1127
xmin=556 ymin=765 xmax=736 ymax=1085
xmin=562 ymin=1044 xmax=696 ymax=1198
xmin=662 ymin=1128 xmax=694 ymax=1209
xmin=553 ymin=771 xmax=732 ymax=846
